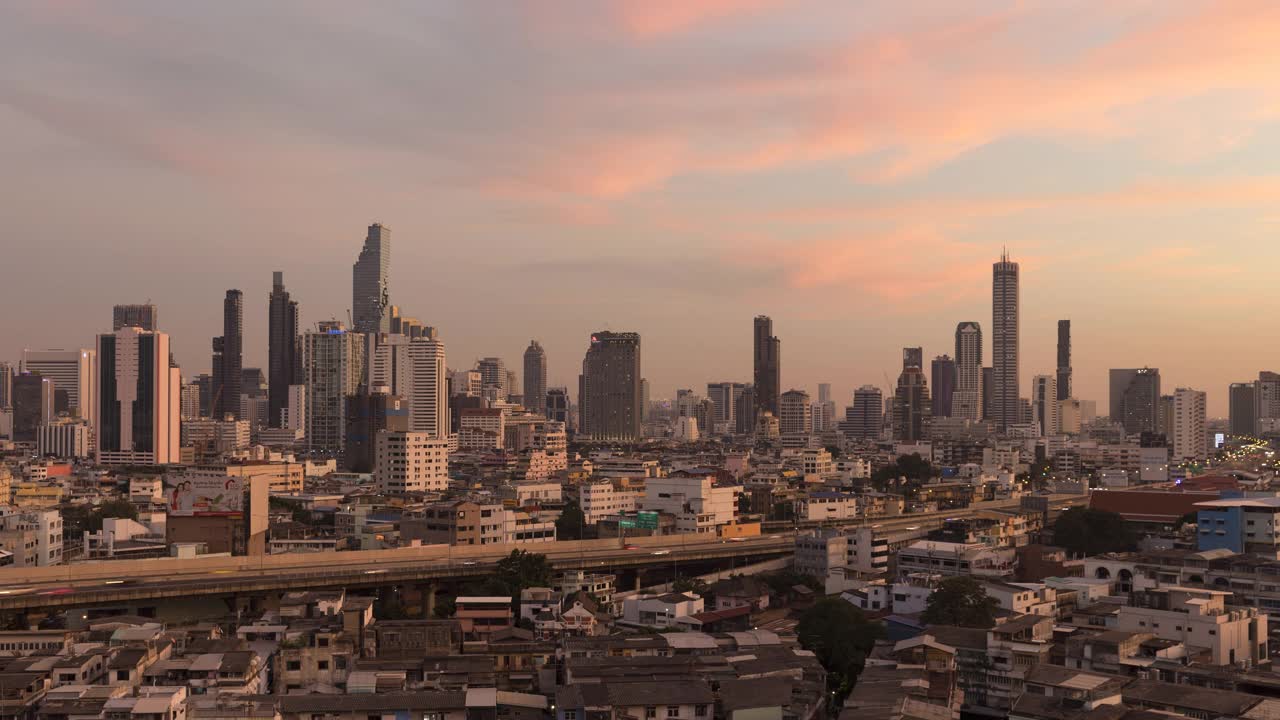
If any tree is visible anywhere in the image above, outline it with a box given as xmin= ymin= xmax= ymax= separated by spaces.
xmin=1053 ymin=507 xmax=1137 ymax=556
xmin=98 ymin=499 xmax=138 ymax=521
xmin=672 ymin=576 xmax=710 ymax=596
xmin=556 ymin=501 xmax=586 ymax=540
xmin=871 ymin=453 xmax=934 ymax=489
xmin=494 ymin=549 xmax=553 ymax=593
xmin=920 ymin=576 xmax=999 ymax=629
xmin=737 ymin=492 xmax=752 ymax=515
xmin=796 ymin=598 xmax=884 ymax=702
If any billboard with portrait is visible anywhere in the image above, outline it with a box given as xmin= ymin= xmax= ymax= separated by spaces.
xmin=165 ymin=475 xmax=244 ymax=517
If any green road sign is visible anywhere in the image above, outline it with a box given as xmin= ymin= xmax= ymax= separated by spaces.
xmin=618 ymin=519 xmax=637 ymax=529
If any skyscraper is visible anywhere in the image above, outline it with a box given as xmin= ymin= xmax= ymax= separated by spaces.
xmin=1229 ymin=382 xmax=1258 ymax=437
xmin=477 ymin=357 xmax=507 ymax=399
xmin=779 ymin=389 xmax=812 ymax=435
xmin=96 ymin=326 xmax=180 ymax=465
xmin=981 ymin=366 xmax=994 ymax=421
xmin=523 ymin=341 xmax=547 ymax=414
xmin=0 ymin=361 xmax=13 ymax=408
xmin=268 ymin=271 xmax=300 ymax=428
xmin=707 ymin=382 xmax=745 ymax=430
xmin=753 ymin=315 xmax=781 ymax=418
xmin=893 ymin=348 xmax=931 ymax=442
xmin=12 ymin=373 xmax=54 ymax=441
xmin=367 ymin=331 xmax=449 ymax=440
xmin=1056 ymin=320 xmax=1072 ymax=401
xmin=304 ymin=322 xmax=367 ymax=456
xmin=112 ymin=304 xmax=158 ymax=331
xmin=1032 ymin=375 xmax=1060 ymax=436
xmin=1257 ymin=372 xmax=1280 ymax=423
xmin=818 ymin=383 xmax=832 ymax=406
xmin=842 ymin=385 xmax=882 ymax=440
xmin=1172 ymin=388 xmax=1207 ymax=462
xmin=579 ymin=331 xmax=641 ymax=441
xmin=212 ymin=289 xmax=243 ymax=420
xmin=930 ymin=355 xmax=956 ymax=417
xmin=992 ymin=251 xmax=1020 ymax=432
xmin=1110 ymin=368 xmax=1161 ymax=436
xmin=21 ymin=349 xmax=96 ymax=427
xmin=352 ymin=223 xmax=391 ymax=334
xmin=546 ymin=387 xmax=570 ymax=425
xmin=953 ymin=322 xmax=982 ymax=421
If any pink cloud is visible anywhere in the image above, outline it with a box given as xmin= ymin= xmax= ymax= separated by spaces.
xmin=615 ymin=0 xmax=780 ymax=38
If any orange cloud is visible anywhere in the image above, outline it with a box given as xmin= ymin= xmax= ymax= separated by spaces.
xmin=615 ymin=0 xmax=780 ymax=38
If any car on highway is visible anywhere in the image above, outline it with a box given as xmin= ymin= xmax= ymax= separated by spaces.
xmin=651 ymin=550 xmax=670 ymax=556
xmin=461 ymin=560 xmax=478 ymax=567
xmin=729 ymin=537 xmax=747 ymax=542
xmin=623 ymin=544 xmax=638 ymax=550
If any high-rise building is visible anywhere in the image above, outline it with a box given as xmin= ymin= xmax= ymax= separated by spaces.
xmin=954 ymin=322 xmax=982 ymax=421
xmin=753 ymin=315 xmax=781 ymax=418
xmin=1056 ymin=320 xmax=1072 ymax=401
xmin=376 ymin=431 xmax=449 ymax=494
xmin=304 ymin=322 xmax=366 ymax=456
xmin=21 ymin=349 xmax=96 ymax=427
xmin=640 ymin=378 xmax=650 ymax=423
xmin=1229 ymin=382 xmax=1258 ymax=437
xmin=344 ymin=387 xmax=409 ymax=473
xmin=95 ymin=326 xmax=180 ymax=465
xmin=1258 ymin=372 xmax=1280 ymax=423
xmin=0 ymin=361 xmax=12 ymax=409
xmin=180 ymin=383 xmax=201 ymax=421
xmin=1110 ymin=368 xmax=1161 ymax=436
xmin=268 ymin=271 xmax=300 ymax=429
xmin=981 ymin=366 xmax=995 ymax=421
xmin=779 ymin=389 xmax=812 ymax=436
xmin=818 ymin=383 xmax=832 ymax=406
xmin=212 ymin=289 xmax=244 ymax=420
xmin=1032 ymin=375 xmax=1060 ymax=436
xmin=523 ymin=341 xmax=547 ymax=415
xmin=477 ymin=357 xmax=507 ymax=399
xmin=736 ymin=385 xmax=755 ymax=435
xmin=112 ymin=304 xmax=158 ymax=331
xmin=12 ymin=374 xmax=54 ymax=441
xmin=546 ymin=387 xmax=570 ymax=425
xmin=353 ymin=223 xmax=391 ymax=334
xmin=992 ymin=251 xmax=1020 ymax=432
xmin=930 ymin=355 xmax=956 ymax=417
xmin=1172 ymin=388 xmax=1207 ymax=462
xmin=578 ymin=331 xmax=641 ymax=441
xmin=843 ymin=385 xmax=883 ymax=440
xmin=894 ymin=349 xmax=931 ymax=442
xmin=707 ymin=382 xmax=745 ymax=431
xmin=407 ymin=335 xmax=448 ymax=439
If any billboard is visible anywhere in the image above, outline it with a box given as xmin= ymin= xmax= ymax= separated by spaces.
xmin=166 ymin=475 xmax=244 ymax=517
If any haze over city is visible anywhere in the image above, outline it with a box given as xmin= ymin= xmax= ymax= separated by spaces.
xmin=7 ymin=1 xmax=1280 ymax=413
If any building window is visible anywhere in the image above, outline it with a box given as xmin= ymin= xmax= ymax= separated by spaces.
xmin=318 ymin=661 xmax=329 ymax=670
xmin=287 ymin=661 xmax=301 ymax=671
xmin=564 ymin=712 xmax=577 ymax=720
xmin=646 ymin=708 xmax=656 ymax=718
xmin=695 ymin=706 xmax=708 ymax=717
xmin=667 ymin=708 xmax=680 ymax=718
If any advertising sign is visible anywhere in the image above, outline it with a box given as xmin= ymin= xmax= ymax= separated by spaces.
xmin=166 ymin=475 xmax=244 ymax=517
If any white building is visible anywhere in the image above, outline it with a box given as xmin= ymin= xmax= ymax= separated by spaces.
xmin=580 ymin=480 xmax=643 ymax=524
xmin=179 ymin=383 xmax=201 ymax=421
xmin=304 ymin=323 xmax=365 ymax=456
xmin=897 ymin=540 xmax=1016 ymax=578
xmin=621 ymin=592 xmax=704 ymax=630
xmin=95 ymin=327 xmax=180 ymax=465
xmin=642 ymin=473 xmax=736 ymax=534
xmin=1032 ymin=375 xmax=1060 ymax=436
xmin=796 ymin=492 xmax=858 ymax=522
xmin=183 ymin=417 xmax=251 ymax=454
xmin=800 ymin=448 xmax=835 ymax=480
xmin=1115 ymin=587 xmax=1267 ymax=667
xmin=1172 ymin=387 xmax=1207 ymax=462
xmin=374 ymin=431 xmax=448 ymax=494
xmin=36 ymin=418 xmax=91 ymax=459
xmin=21 ymin=349 xmax=96 ymax=429
xmin=779 ymin=390 xmax=812 ymax=436
xmin=283 ymin=384 xmax=306 ymax=431
xmin=0 ymin=507 xmax=63 ymax=566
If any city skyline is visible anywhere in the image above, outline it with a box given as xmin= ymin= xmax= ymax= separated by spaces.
xmin=7 ymin=3 xmax=1280 ymax=414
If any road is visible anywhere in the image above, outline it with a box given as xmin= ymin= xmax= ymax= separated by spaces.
xmin=0 ymin=493 xmax=1087 ymax=613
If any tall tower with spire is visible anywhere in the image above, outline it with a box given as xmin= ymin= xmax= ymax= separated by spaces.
xmin=353 ymin=223 xmax=391 ymax=334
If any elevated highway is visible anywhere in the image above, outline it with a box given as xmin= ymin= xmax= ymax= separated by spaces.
xmin=0 ymin=493 xmax=1087 ymax=614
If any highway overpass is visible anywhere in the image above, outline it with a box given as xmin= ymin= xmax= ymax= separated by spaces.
xmin=0 ymin=493 xmax=1087 ymax=615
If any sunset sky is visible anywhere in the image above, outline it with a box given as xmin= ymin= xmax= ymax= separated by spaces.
xmin=5 ymin=0 xmax=1280 ymax=415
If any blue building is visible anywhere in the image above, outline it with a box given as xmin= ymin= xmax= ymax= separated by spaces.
xmin=1195 ymin=497 xmax=1280 ymax=554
